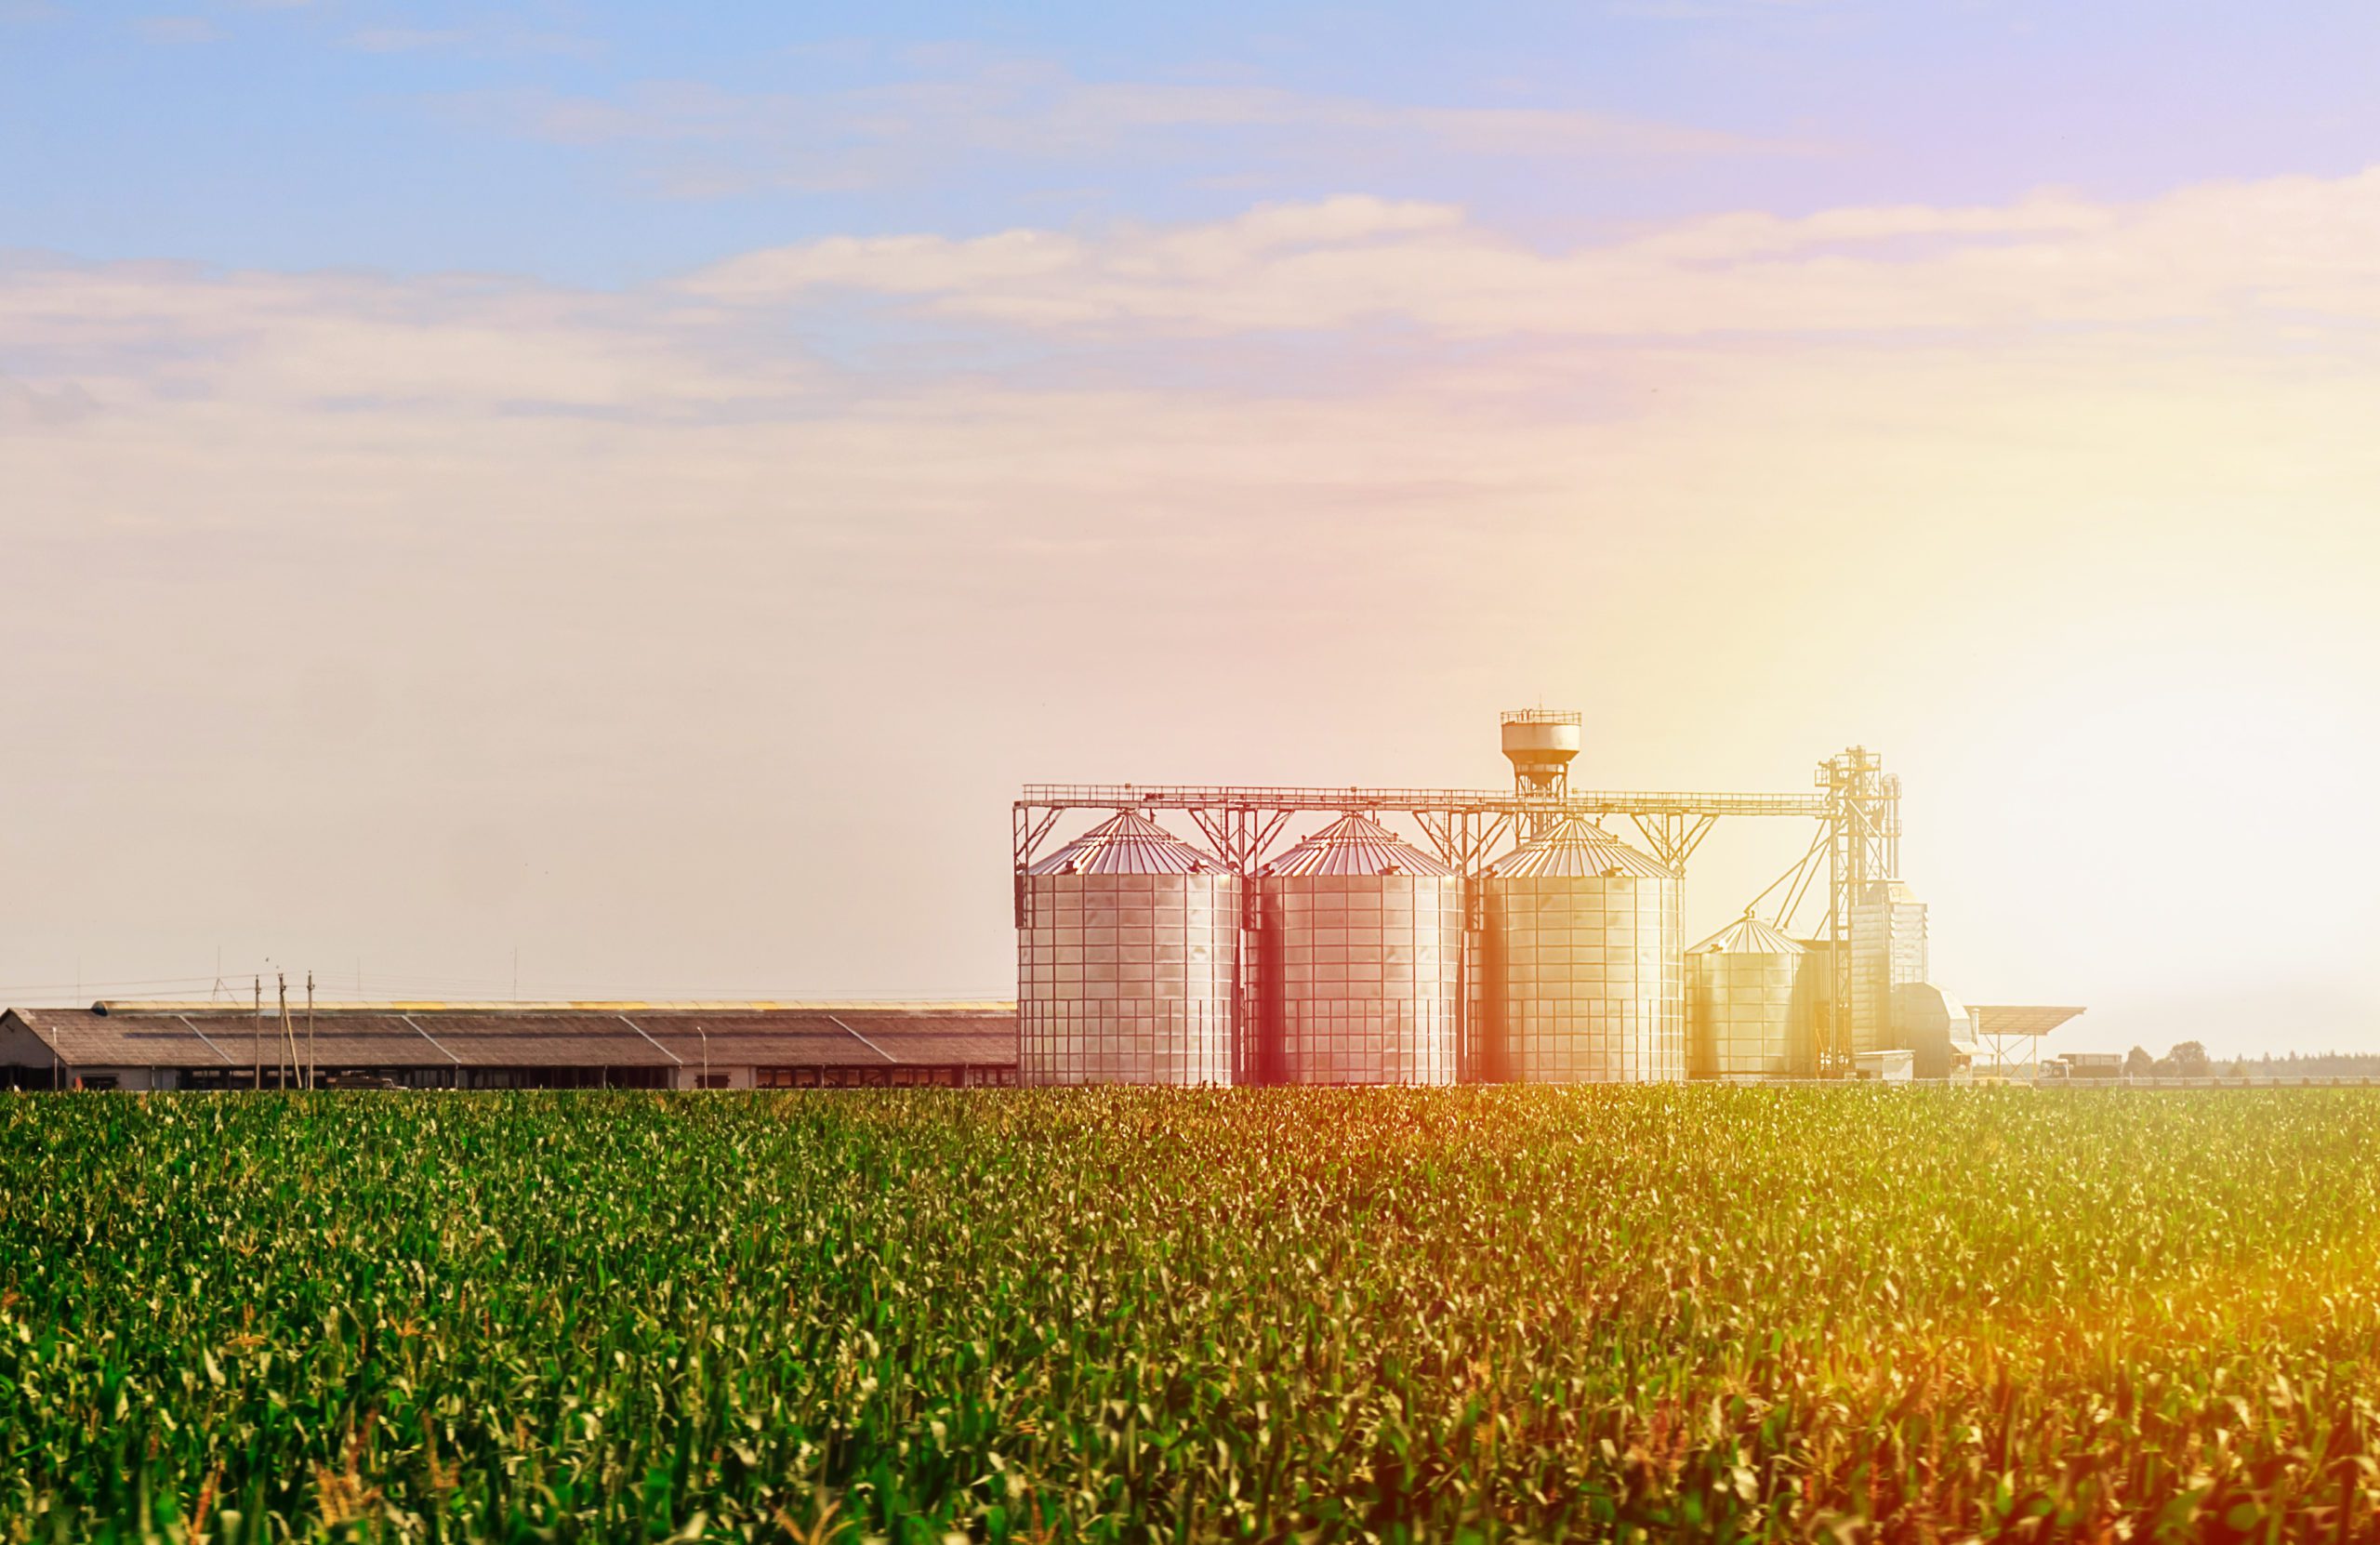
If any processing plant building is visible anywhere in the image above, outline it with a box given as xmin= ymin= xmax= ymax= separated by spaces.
xmin=1014 ymin=714 xmax=2082 ymax=1085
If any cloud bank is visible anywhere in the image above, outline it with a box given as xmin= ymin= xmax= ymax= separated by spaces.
xmin=681 ymin=174 xmax=2380 ymax=338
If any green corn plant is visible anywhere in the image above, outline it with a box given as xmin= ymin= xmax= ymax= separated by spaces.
xmin=1 ymin=1088 xmax=2377 ymax=1541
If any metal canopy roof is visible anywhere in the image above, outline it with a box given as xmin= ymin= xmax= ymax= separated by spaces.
xmin=1264 ymin=813 xmax=1455 ymax=878
xmin=1026 ymin=810 xmax=1223 ymax=876
xmin=1485 ymin=817 xmax=1671 ymax=879
xmin=1690 ymin=910 xmax=1806 ymax=955
xmin=1969 ymin=1005 xmax=2088 ymax=1038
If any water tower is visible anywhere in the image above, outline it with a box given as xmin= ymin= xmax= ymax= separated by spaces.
xmin=1501 ymin=709 xmax=1581 ymax=835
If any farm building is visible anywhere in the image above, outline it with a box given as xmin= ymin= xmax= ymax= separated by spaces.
xmin=0 ymin=1003 xmax=1017 ymax=1091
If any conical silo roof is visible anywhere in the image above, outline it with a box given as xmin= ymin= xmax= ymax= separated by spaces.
xmin=1028 ymin=811 xmax=1224 ymax=876
xmin=1486 ymin=816 xmax=1671 ymax=879
xmin=1690 ymin=910 xmax=1805 ymax=954
xmin=1265 ymin=813 xmax=1454 ymax=878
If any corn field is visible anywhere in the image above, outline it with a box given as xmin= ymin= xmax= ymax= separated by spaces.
xmin=5 ymin=1087 xmax=2380 ymax=1542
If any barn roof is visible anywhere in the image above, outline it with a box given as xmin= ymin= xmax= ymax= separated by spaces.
xmin=1 ymin=1004 xmax=1015 ymax=1071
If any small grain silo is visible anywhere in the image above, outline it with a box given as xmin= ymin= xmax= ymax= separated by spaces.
xmin=1479 ymin=817 xmax=1683 ymax=1083
xmin=1257 ymin=813 xmax=1461 ymax=1086
xmin=1686 ymin=910 xmax=1816 ymax=1080
xmin=1016 ymin=811 xmax=1238 ymax=1086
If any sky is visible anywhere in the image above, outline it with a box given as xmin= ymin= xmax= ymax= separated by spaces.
xmin=4 ymin=1 xmax=2378 ymax=1060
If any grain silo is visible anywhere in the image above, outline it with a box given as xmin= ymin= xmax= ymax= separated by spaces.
xmin=1479 ymin=817 xmax=1683 ymax=1083
xmin=1850 ymin=880 xmax=1929 ymax=1056
xmin=1016 ymin=811 xmax=1238 ymax=1086
xmin=1686 ymin=910 xmax=1816 ymax=1080
xmin=1257 ymin=813 xmax=1461 ymax=1086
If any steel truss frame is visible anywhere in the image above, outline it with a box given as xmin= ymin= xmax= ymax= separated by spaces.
xmin=1015 ymin=785 xmax=1826 ymax=873
xmin=1012 ymin=753 xmax=1897 ymax=1076
xmin=1973 ymin=1023 xmax=2047 ymax=1079
xmin=1816 ymin=748 xmax=1902 ymax=1074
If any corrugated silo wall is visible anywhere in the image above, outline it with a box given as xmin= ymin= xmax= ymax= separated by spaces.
xmin=1463 ymin=877 xmax=1488 ymax=1084
xmin=1479 ymin=871 xmax=1685 ymax=1083
xmin=1247 ymin=880 xmax=1265 ymax=1085
xmin=1017 ymin=869 xmax=1238 ymax=1086
xmin=1256 ymin=873 xmax=1461 ymax=1086
xmin=1688 ymin=948 xmax=1819 ymax=1079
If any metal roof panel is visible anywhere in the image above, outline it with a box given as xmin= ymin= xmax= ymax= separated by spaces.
xmin=3 ymin=1006 xmax=1020 ymax=1072
xmin=1263 ymin=813 xmax=1455 ymax=878
xmin=1689 ymin=911 xmax=1806 ymax=955
xmin=1969 ymin=1005 xmax=2089 ymax=1037
xmin=1027 ymin=811 xmax=1225 ymax=876
xmin=1485 ymin=817 xmax=1671 ymax=879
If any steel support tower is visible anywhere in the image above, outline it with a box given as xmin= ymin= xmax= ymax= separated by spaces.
xmin=1014 ymin=743 xmax=1901 ymax=1077
xmin=1816 ymin=747 xmax=1902 ymax=1072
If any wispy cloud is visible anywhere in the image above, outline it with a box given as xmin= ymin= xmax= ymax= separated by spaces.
xmin=676 ymin=171 xmax=2380 ymax=340
xmin=347 ymin=27 xmax=469 ymax=52
xmin=342 ymin=22 xmax=597 ymax=59
xmin=15 ymin=166 xmax=2380 ymax=427
xmin=1603 ymin=0 xmax=1839 ymax=18
xmin=440 ymin=57 xmax=1803 ymax=197
xmin=134 ymin=15 xmax=220 ymax=45
xmin=0 ymin=371 xmax=99 ymax=427
xmin=0 ymin=256 xmax=810 ymax=417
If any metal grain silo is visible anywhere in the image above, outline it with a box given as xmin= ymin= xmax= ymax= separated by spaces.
xmin=1686 ymin=911 xmax=1816 ymax=1080
xmin=1017 ymin=811 xmax=1238 ymax=1087
xmin=1258 ymin=814 xmax=1461 ymax=1087
xmin=1480 ymin=817 xmax=1683 ymax=1083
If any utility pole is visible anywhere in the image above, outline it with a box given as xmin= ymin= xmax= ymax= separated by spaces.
xmin=277 ymin=971 xmax=294 ymax=1090
xmin=253 ymin=976 xmax=263 ymax=1091
xmin=306 ymin=971 xmax=316 ymax=1091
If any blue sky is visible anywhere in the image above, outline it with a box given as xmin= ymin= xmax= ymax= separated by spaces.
xmin=10 ymin=2 xmax=2380 ymax=283
xmin=4 ymin=2 xmax=2380 ymax=1054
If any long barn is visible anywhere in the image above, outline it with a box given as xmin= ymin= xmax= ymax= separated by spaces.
xmin=0 ymin=1003 xmax=1017 ymax=1091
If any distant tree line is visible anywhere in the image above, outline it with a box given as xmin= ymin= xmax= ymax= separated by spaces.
xmin=2121 ymin=1044 xmax=2380 ymax=1078
xmin=2217 ymin=1050 xmax=2380 ymax=1077
xmin=2124 ymin=1042 xmax=2211 ymax=1078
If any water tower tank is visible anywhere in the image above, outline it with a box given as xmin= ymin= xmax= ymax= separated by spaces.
xmin=1257 ymin=813 xmax=1461 ymax=1086
xmin=1017 ymin=811 xmax=1239 ymax=1086
xmin=1501 ymin=709 xmax=1582 ymax=798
